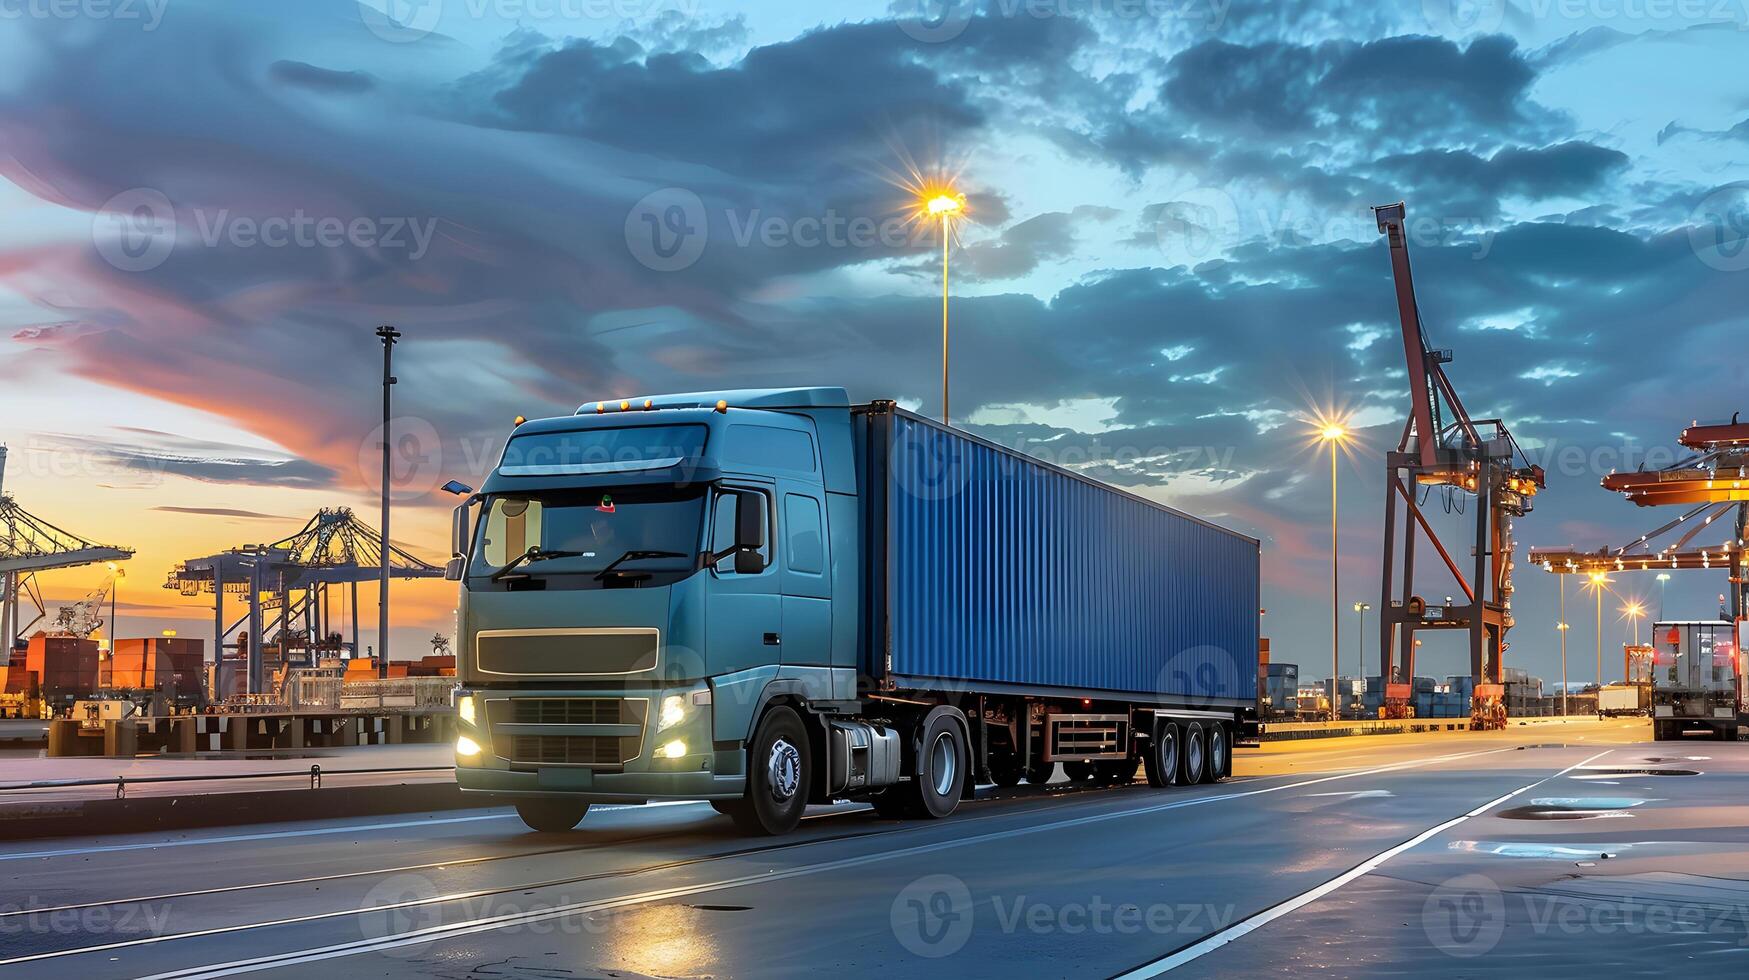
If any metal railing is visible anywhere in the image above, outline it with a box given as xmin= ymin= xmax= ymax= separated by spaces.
xmin=0 ymin=764 xmax=456 ymax=799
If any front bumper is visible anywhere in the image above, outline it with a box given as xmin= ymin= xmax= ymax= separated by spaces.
xmin=452 ymin=685 xmax=748 ymax=802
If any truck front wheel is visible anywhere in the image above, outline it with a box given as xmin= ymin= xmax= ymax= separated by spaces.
xmin=515 ymin=799 xmax=589 ymax=833
xmin=723 ymin=705 xmax=810 ymax=835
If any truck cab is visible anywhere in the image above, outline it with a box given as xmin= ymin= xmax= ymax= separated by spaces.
xmin=447 ymin=388 xmax=865 ymax=832
xmin=1650 ymin=620 xmax=1741 ymax=741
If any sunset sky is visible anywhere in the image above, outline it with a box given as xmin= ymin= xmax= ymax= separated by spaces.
xmin=2 ymin=0 xmax=1747 ymax=682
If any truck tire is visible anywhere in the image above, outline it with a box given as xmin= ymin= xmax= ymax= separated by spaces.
xmin=873 ymin=707 xmax=968 ymax=820
xmin=1179 ymin=722 xmax=1208 ymax=785
xmin=723 ymin=705 xmax=810 ymax=835
xmin=1207 ymin=723 xmax=1230 ymax=782
xmin=1143 ymin=722 xmax=1180 ymax=787
xmin=1651 ymin=720 xmax=1667 ymax=741
xmin=515 ymin=799 xmax=590 ymax=833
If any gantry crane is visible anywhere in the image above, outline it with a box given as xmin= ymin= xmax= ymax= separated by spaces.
xmin=0 ymin=446 xmax=133 ymax=659
xmin=1532 ymin=417 xmax=1749 ymax=626
xmin=1373 ymin=203 xmax=1546 ymax=729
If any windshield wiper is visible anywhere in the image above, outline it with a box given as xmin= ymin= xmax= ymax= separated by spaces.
xmin=490 ymin=546 xmax=588 ymax=582
xmin=593 ymin=549 xmax=688 ymax=581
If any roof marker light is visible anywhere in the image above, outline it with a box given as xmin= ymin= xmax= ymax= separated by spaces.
xmin=715 ymin=400 xmax=728 ymax=413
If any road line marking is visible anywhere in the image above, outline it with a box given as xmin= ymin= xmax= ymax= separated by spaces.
xmin=1110 ymin=747 xmax=1616 ymax=978
xmin=51 ymin=745 xmax=1522 ymax=977
xmin=0 ymin=801 xmax=713 ymax=863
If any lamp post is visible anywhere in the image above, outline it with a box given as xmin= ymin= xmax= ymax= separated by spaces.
xmin=1319 ymin=422 xmax=1348 ymax=721
xmin=1557 ymin=575 xmax=1569 ymax=716
xmin=375 ymin=324 xmax=401 ymax=678
xmin=1586 ymin=571 xmax=1610 ymax=691
xmin=924 ymin=191 xmax=965 ymax=425
xmin=1351 ymin=601 xmax=1370 ymax=716
xmin=105 ymin=561 xmax=125 ymax=652
xmin=1656 ymin=572 xmax=1670 ymax=622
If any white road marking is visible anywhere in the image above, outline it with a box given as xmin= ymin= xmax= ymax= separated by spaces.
xmin=40 ymin=745 xmax=1524 ymax=976
xmin=0 ymin=801 xmax=709 ymax=863
xmin=1302 ymin=789 xmax=1394 ymax=799
xmin=1111 ymin=747 xmax=1616 ymax=978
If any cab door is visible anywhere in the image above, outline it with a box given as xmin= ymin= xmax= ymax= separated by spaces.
xmin=777 ymin=485 xmax=832 ymax=667
xmin=705 ymin=483 xmax=781 ymax=675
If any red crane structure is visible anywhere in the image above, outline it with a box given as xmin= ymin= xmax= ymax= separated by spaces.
xmin=1372 ymin=203 xmax=1546 ymax=729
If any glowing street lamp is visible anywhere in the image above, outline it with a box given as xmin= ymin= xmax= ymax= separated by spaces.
xmin=922 ymin=190 xmax=966 ymax=425
xmin=1584 ymin=570 xmax=1612 ymax=689
xmin=1621 ymin=600 xmax=1646 ymax=648
xmin=1656 ymin=571 xmax=1671 ymax=621
xmin=1317 ymin=419 xmax=1350 ymax=720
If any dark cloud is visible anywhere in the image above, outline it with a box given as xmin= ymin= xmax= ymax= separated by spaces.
xmin=268 ymin=60 xmax=374 ymax=94
xmin=1369 ymin=142 xmax=1629 ymax=219
xmin=151 ymin=506 xmax=293 ymax=520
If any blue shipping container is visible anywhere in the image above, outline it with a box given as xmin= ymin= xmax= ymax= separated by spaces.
xmin=861 ymin=408 xmax=1260 ymax=708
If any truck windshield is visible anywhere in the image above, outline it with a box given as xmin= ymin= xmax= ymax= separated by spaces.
xmin=469 ymin=487 xmax=705 ymax=583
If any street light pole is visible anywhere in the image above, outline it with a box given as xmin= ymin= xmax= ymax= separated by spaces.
xmin=1656 ymin=572 xmax=1670 ymax=622
xmin=1558 ymin=576 xmax=1568 ymax=717
xmin=923 ymin=192 xmax=964 ymax=426
xmin=375 ymin=324 xmax=401 ymax=679
xmin=1352 ymin=601 xmax=1370 ymax=715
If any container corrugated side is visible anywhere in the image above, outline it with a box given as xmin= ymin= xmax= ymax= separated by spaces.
xmin=869 ymin=409 xmax=1259 ymax=706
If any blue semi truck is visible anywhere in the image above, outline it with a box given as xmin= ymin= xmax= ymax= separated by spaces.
xmin=444 ymin=388 xmax=1261 ymax=834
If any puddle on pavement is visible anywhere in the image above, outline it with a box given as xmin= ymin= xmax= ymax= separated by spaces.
xmin=686 ymin=905 xmax=752 ymax=912
xmin=1517 ymin=744 xmax=1572 ymax=750
xmin=1570 ymin=767 xmax=1700 ymax=779
xmin=1451 ymin=841 xmax=1632 ymax=860
xmin=1496 ymin=797 xmax=1652 ymax=820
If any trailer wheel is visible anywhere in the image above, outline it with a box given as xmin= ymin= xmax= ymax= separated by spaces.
xmin=722 ymin=705 xmax=810 ymax=835
xmin=514 ymin=799 xmax=589 ymax=833
xmin=1179 ymin=722 xmax=1208 ymax=785
xmin=1144 ymin=722 xmax=1180 ymax=787
xmin=1207 ymin=723 xmax=1230 ymax=782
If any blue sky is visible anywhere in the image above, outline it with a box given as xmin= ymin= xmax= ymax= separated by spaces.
xmin=2 ymin=0 xmax=1747 ymax=681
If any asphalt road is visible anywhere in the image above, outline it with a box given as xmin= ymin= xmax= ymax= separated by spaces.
xmin=2 ymin=718 xmax=1741 ymax=979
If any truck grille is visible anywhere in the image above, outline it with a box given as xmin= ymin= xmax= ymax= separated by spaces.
xmin=508 ymin=698 xmax=622 ymax=725
xmin=510 ymin=735 xmax=625 ymax=766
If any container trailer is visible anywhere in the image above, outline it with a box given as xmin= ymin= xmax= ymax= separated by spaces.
xmin=1650 ymin=621 xmax=1740 ymax=740
xmin=445 ymin=388 xmax=1261 ymax=834
xmin=1596 ymin=683 xmax=1647 ymax=718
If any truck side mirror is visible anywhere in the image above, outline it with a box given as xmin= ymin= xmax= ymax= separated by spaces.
xmin=446 ymin=497 xmax=477 ymax=581
xmin=734 ymin=491 xmax=766 ymax=575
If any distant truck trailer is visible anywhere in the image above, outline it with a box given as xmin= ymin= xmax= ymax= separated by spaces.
xmin=1596 ymin=683 xmax=1647 ymax=718
xmin=1650 ymin=621 xmax=1740 ymax=741
xmin=444 ymin=388 xmax=1262 ymax=834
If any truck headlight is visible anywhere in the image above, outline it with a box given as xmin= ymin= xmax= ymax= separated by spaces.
xmin=455 ymin=734 xmax=483 ymax=757
xmin=658 ymin=695 xmax=686 ymax=731
xmin=456 ymin=695 xmax=476 ymax=726
xmin=658 ymin=739 xmax=687 ymax=759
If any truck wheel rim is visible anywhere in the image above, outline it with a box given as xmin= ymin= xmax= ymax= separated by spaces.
xmin=929 ymin=731 xmax=958 ymax=797
xmin=1188 ymin=732 xmax=1204 ymax=776
xmin=768 ymin=738 xmax=801 ymax=802
xmin=1212 ymin=728 xmax=1226 ymax=773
